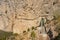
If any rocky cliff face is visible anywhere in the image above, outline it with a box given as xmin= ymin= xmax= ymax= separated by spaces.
xmin=0 ymin=0 xmax=60 ymax=35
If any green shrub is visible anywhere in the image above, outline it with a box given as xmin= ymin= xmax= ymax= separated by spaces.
xmin=13 ymin=33 xmax=19 ymax=36
xmin=23 ymin=31 xmax=26 ymax=33
xmin=31 ymin=27 xmax=35 ymax=30
xmin=0 ymin=30 xmax=13 ymax=40
xmin=27 ymin=28 xmax=30 ymax=32
xmin=31 ymin=31 xmax=36 ymax=40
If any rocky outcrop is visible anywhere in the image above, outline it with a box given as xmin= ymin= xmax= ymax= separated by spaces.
xmin=0 ymin=0 xmax=60 ymax=40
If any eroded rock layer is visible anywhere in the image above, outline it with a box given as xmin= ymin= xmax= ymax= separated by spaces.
xmin=0 ymin=0 xmax=60 ymax=34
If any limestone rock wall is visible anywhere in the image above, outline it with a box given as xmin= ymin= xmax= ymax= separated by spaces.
xmin=0 ymin=0 xmax=60 ymax=34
